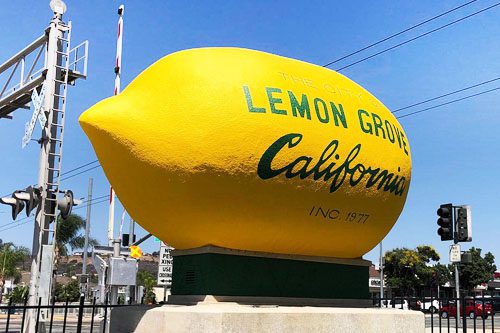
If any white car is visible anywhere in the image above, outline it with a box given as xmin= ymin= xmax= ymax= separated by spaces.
xmin=382 ymin=299 xmax=409 ymax=310
xmin=420 ymin=299 xmax=440 ymax=313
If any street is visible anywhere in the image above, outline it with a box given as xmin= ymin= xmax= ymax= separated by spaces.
xmin=425 ymin=313 xmax=500 ymax=332
xmin=0 ymin=314 xmax=102 ymax=333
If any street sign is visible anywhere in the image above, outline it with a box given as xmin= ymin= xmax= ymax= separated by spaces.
xmin=157 ymin=242 xmax=173 ymax=286
xmin=22 ymin=83 xmax=47 ymax=148
xmin=450 ymin=244 xmax=461 ymax=263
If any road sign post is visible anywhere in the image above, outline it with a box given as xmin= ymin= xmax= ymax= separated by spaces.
xmin=157 ymin=242 xmax=173 ymax=286
xmin=449 ymin=244 xmax=461 ymax=263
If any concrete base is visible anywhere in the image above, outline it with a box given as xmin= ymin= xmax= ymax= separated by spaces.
xmin=110 ymin=302 xmax=424 ymax=333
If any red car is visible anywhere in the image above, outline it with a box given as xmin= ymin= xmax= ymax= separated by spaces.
xmin=440 ymin=299 xmax=492 ymax=319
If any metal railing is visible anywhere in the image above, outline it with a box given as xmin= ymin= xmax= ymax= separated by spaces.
xmin=0 ymin=296 xmax=140 ymax=333
xmin=374 ymin=295 xmax=500 ymax=333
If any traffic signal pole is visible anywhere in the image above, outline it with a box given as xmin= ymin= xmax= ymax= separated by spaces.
xmin=454 ymin=260 xmax=461 ymax=325
xmin=453 ymin=206 xmax=462 ymax=328
xmin=436 ymin=202 xmax=472 ymax=328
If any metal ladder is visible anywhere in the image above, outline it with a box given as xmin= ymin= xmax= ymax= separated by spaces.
xmin=43 ymin=20 xmax=72 ymax=224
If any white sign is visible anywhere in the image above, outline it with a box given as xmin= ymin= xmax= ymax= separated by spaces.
xmin=450 ymin=244 xmax=461 ymax=263
xmin=157 ymin=242 xmax=173 ymax=285
xmin=22 ymin=84 xmax=47 ymax=148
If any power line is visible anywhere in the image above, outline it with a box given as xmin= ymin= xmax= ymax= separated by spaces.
xmin=0 ymin=160 xmax=101 ymax=197
xmin=0 ymin=215 xmax=32 ymax=233
xmin=393 ymin=77 xmax=500 ymax=113
xmin=396 ymin=86 xmax=500 ymax=119
xmin=80 ymin=193 xmax=109 ymax=204
xmin=60 ymin=159 xmax=99 ymax=177
xmin=332 ymin=2 xmax=500 ymax=71
xmin=60 ymin=164 xmax=101 ymax=182
xmin=323 ymin=0 xmax=478 ymax=68
xmin=72 ymin=197 xmax=110 ymax=211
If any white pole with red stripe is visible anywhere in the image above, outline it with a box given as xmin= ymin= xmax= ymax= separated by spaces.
xmin=108 ymin=4 xmax=124 ymax=246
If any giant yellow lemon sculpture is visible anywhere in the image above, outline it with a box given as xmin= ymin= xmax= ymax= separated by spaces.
xmin=80 ymin=47 xmax=411 ymax=258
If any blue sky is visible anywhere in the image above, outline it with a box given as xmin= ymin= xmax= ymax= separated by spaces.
xmin=0 ymin=1 xmax=499 ymax=266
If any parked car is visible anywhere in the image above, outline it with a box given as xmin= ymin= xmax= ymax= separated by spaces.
xmin=382 ymin=299 xmax=410 ymax=310
xmin=420 ymin=298 xmax=440 ymax=313
xmin=477 ymin=296 xmax=500 ymax=313
xmin=408 ymin=299 xmax=422 ymax=311
xmin=440 ymin=299 xmax=492 ymax=319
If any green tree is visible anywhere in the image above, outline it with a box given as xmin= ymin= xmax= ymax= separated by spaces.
xmin=8 ymin=285 xmax=29 ymax=304
xmin=383 ymin=245 xmax=441 ymax=296
xmin=137 ymin=270 xmax=156 ymax=304
xmin=433 ymin=263 xmax=453 ymax=287
xmin=456 ymin=247 xmax=496 ymax=292
xmin=55 ymin=214 xmax=98 ymax=259
xmin=54 ymin=280 xmax=81 ymax=302
xmin=0 ymin=242 xmax=30 ymax=303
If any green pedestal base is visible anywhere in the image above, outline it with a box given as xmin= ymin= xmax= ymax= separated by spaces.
xmin=171 ymin=246 xmax=370 ymax=300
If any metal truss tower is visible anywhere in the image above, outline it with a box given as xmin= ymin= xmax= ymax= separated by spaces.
xmin=0 ymin=1 xmax=87 ymax=330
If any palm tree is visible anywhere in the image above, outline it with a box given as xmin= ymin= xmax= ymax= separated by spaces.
xmin=55 ymin=214 xmax=98 ymax=260
xmin=0 ymin=241 xmax=30 ymax=303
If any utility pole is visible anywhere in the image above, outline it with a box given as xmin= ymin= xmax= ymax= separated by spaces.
xmin=81 ymin=178 xmax=93 ymax=297
xmin=379 ymin=241 xmax=384 ymax=306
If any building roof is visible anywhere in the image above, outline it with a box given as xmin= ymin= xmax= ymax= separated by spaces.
xmin=369 ymin=265 xmax=380 ymax=278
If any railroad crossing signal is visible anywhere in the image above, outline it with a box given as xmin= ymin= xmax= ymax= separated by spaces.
xmin=0 ymin=186 xmax=41 ymax=219
xmin=437 ymin=203 xmax=453 ymax=241
xmin=22 ymin=83 xmax=48 ymax=148
xmin=0 ymin=187 xmax=79 ymax=220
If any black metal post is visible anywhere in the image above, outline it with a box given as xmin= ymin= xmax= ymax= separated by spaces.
xmin=102 ymin=293 xmax=109 ymax=333
xmin=491 ymin=305 xmax=494 ymax=333
xmin=20 ymin=296 xmax=28 ymax=333
xmin=49 ymin=296 xmax=55 ymax=333
xmin=62 ymin=298 xmax=69 ymax=333
xmin=90 ymin=297 xmax=96 ymax=333
xmin=430 ymin=289 xmax=434 ymax=331
xmin=131 ymin=233 xmax=152 ymax=246
xmin=438 ymin=295 xmax=442 ymax=333
xmin=76 ymin=295 xmax=85 ymax=333
xmin=462 ymin=296 xmax=467 ymax=333
xmin=35 ymin=297 xmax=42 ymax=333
xmin=5 ymin=298 xmax=13 ymax=333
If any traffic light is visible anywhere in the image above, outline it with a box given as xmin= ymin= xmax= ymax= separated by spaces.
xmin=0 ymin=194 xmax=25 ymax=220
xmin=1 ymin=187 xmax=79 ymax=221
xmin=0 ymin=186 xmax=41 ymax=219
xmin=57 ymin=190 xmax=75 ymax=219
xmin=456 ymin=205 xmax=472 ymax=242
xmin=13 ymin=186 xmax=41 ymax=216
xmin=437 ymin=203 xmax=453 ymax=241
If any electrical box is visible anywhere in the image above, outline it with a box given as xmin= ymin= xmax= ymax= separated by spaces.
xmin=108 ymin=257 xmax=138 ymax=286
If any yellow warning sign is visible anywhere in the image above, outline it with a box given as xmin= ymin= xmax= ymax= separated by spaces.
xmin=130 ymin=245 xmax=142 ymax=259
